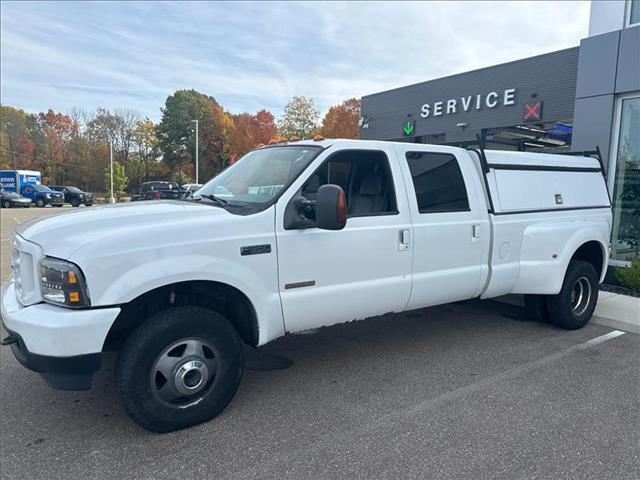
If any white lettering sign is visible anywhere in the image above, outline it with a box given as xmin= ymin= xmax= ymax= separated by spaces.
xmin=420 ymin=88 xmax=518 ymax=118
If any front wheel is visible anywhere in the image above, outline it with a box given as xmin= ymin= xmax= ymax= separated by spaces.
xmin=547 ymin=260 xmax=599 ymax=330
xmin=116 ymin=306 xmax=244 ymax=432
xmin=1 ymin=200 xmax=10 ymax=208
xmin=71 ymin=198 xmax=81 ymax=207
xmin=35 ymin=198 xmax=45 ymax=207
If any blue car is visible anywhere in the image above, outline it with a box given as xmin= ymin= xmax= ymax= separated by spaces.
xmin=20 ymin=184 xmax=65 ymax=207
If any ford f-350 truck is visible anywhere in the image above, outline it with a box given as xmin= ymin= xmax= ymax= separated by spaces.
xmin=1 ymin=139 xmax=612 ymax=432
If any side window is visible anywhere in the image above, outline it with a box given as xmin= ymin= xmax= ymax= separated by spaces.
xmin=301 ymin=150 xmax=398 ymax=218
xmin=405 ymin=152 xmax=470 ymax=213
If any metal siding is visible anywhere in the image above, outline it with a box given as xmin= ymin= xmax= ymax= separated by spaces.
xmin=575 ymin=30 xmax=620 ymax=98
xmin=615 ymin=25 xmax=640 ymax=94
xmin=571 ymin=94 xmax=615 ymax=169
xmin=361 ymin=48 xmax=579 ymax=142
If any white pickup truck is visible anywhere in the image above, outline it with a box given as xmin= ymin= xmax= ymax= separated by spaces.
xmin=1 ymin=139 xmax=612 ymax=432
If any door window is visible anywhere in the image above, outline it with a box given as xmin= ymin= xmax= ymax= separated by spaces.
xmin=405 ymin=152 xmax=470 ymax=213
xmin=300 ymin=150 xmax=398 ymax=218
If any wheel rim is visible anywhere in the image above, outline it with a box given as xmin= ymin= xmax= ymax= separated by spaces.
xmin=150 ymin=337 xmax=219 ymax=407
xmin=571 ymin=277 xmax=591 ymax=316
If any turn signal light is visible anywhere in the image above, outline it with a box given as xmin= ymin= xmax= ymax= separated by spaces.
xmin=69 ymin=291 xmax=80 ymax=303
xmin=67 ymin=271 xmax=78 ymax=284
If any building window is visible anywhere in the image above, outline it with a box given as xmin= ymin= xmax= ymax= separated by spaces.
xmin=628 ymin=0 xmax=640 ymax=26
xmin=405 ymin=152 xmax=470 ymax=213
xmin=611 ymin=95 xmax=640 ymax=262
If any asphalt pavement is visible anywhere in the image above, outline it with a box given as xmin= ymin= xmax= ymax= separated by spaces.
xmin=1 ymin=207 xmax=639 ymax=480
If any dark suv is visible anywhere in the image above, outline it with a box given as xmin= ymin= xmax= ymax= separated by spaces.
xmin=51 ymin=186 xmax=94 ymax=207
xmin=131 ymin=181 xmax=181 ymax=201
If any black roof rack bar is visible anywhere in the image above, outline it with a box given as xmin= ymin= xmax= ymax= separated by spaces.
xmin=466 ymin=134 xmax=495 ymax=214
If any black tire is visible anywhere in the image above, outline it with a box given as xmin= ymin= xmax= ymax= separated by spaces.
xmin=547 ymin=260 xmax=599 ymax=330
xmin=71 ymin=198 xmax=81 ymax=207
xmin=116 ymin=306 xmax=244 ymax=433
xmin=1 ymin=200 xmax=11 ymax=209
xmin=524 ymin=294 xmax=550 ymax=323
xmin=35 ymin=198 xmax=45 ymax=207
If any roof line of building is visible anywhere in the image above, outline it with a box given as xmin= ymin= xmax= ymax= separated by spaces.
xmin=362 ymin=46 xmax=580 ymax=99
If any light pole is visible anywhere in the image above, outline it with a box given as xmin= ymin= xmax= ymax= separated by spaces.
xmin=109 ymin=141 xmax=115 ymax=204
xmin=192 ymin=119 xmax=199 ymax=184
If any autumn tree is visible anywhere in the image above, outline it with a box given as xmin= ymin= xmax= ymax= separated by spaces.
xmin=278 ymin=96 xmax=319 ymax=139
xmin=158 ymin=89 xmax=235 ymax=182
xmin=230 ymin=109 xmax=277 ymax=156
xmin=37 ymin=109 xmax=77 ymax=184
xmin=129 ymin=118 xmax=160 ymax=190
xmin=0 ymin=106 xmax=35 ymax=170
xmin=320 ymin=98 xmax=361 ymax=139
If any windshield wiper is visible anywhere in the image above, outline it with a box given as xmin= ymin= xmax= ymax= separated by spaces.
xmin=199 ymin=194 xmax=228 ymax=208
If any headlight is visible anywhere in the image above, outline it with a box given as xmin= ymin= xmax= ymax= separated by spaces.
xmin=45 ymin=193 xmax=52 ymax=198
xmin=39 ymin=257 xmax=90 ymax=308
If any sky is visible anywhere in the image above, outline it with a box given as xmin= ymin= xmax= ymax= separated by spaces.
xmin=1 ymin=1 xmax=591 ymax=121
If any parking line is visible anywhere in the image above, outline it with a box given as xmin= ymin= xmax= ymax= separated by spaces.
xmin=234 ymin=329 xmax=627 ymax=477
xmin=13 ymin=217 xmax=22 ymax=224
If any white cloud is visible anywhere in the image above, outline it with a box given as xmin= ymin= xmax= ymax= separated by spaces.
xmin=0 ymin=1 xmax=590 ymax=120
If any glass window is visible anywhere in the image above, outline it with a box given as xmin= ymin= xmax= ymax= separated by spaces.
xmin=300 ymin=150 xmax=397 ymax=218
xmin=405 ymin=152 xmax=470 ymax=213
xmin=611 ymin=96 xmax=640 ymax=261
xmin=196 ymin=146 xmax=321 ymax=206
xmin=630 ymin=0 xmax=640 ymax=25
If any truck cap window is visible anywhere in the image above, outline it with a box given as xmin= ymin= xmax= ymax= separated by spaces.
xmin=405 ymin=152 xmax=470 ymax=213
xmin=196 ymin=146 xmax=321 ymax=207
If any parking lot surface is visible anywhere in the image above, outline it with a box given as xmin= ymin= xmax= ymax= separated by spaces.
xmin=1 ymin=207 xmax=639 ymax=479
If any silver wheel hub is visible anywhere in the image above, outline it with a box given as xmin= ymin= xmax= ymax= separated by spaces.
xmin=151 ymin=338 xmax=218 ymax=406
xmin=571 ymin=276 xmax=591 ymax=316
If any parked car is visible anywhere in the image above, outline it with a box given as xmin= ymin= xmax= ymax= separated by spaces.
xmin=19 ymin=184 xmax=64 ymax=207
xmin=1 ymin=139 xmax=612 ymax=432
xmin=131 ymin=181 xmax=181 ymax=201
xmin=0 ymin=189 xmax=31 ymax=208
xmin=50 ymin=186 xmax=94 ymax=207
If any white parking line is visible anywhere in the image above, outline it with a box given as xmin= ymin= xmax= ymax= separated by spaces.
xmin=13 ymin=217 xmax=22 ymax=224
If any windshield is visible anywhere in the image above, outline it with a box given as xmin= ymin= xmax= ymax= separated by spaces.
xmin=34 ymin=185 xmax=53 ymax=192
xmin=67 ymin=186 xmax=82 ymax=193
xmin=195 ymin=146 xmax=321 ymax=206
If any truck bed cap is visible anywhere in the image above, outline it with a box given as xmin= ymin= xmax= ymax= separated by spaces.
xmin=484 ymin=150 xmax=600 ymax=169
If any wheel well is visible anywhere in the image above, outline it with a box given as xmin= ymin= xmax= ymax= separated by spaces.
xmin=571 ymin=241 xmax=605 ymax=279
xmin=103 ymin=281 xmax=259 ymax=350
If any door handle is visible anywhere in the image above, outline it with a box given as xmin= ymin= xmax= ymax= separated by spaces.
xmin=471 ymin=224 xmax=481 ymax=244
xmin=398 ymin=229 xmax=410 ymax=251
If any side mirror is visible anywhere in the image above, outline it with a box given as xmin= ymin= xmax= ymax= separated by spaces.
xmin=316 ymin=184 xmax=347 ymax=230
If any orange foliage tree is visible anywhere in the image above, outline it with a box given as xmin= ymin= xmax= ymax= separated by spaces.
xmin=320 ymin=98 xmax=361 ymax=139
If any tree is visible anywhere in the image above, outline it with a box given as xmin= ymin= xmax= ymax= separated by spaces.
xmin=130 ymin=118 xmax=159 ymax=189
xmin=320 ymin=98 xmax=361 ymax=139
xmin=230 ymin=109 xmax=277 ymax=156
xmin=1 ymin=105 xmax=35 ymax=170
xmin=37 ymin=109 xmax=77 ymax=184
xmin=157 ymin=89 xmax=235 ymax=182
xmin=278 ymin=96 xmax=319 ymax=139
xmin=104 ymin=161 xmax=128 ymax=200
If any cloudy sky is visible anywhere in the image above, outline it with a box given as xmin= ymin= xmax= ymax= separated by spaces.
xmin=1 ymin=1 xmax=590 ymax=120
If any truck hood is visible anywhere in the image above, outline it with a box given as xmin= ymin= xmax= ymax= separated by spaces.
xmin=17 ymin=200 xmax=231 ymax=259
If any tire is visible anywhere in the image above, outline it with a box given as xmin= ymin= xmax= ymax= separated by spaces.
xmin=116 ymin=306 xmax=244 ymax=433
xmin=35 ymin=198 xmax=45 ymax=208
xmin=547 ymin=260 xmax=599 ymax=330
xmin=524 ymin=294 xmax=550 ymax=323
xmin=71 ymin=198 xmax=81 ymax=207
xmin=1 ymin=200 xmax=10 ymax=209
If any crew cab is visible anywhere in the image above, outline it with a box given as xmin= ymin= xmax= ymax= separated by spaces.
xmin=19 ymin=184 xmax=65 ymax=207
xmin=1 ymin=139 xmax=612 ymax=432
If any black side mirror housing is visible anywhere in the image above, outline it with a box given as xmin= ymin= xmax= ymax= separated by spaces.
xmin=316 ymin=184 xmax=347 ymax=230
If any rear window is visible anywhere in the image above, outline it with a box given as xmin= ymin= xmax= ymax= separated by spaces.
xmin=405 ymin=152 xmax=470 ymax=213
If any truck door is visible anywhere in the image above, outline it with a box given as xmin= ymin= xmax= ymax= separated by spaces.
xmin=393 ymin=145 xmax=489 ymax=309
xmin=275 ymin=145 xmax=413 ymax=333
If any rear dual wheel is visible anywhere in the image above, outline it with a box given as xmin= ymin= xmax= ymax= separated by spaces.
xmin=116 ymin=306 xmax=244 ymax=433
xmin=525 ymin=260 xmax=598 ymax=330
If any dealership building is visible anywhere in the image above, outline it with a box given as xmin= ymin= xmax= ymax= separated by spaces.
xmin=361 ymin=0 xmax=639 ymax=265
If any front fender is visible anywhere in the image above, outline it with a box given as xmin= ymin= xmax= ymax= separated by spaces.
xmin=512 ymin=219 xmax=610 ymax=295
xmin=83 ymin=253 xmax=284 ymax=346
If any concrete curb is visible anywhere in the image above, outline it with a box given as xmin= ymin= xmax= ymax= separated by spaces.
xmin=494 ymin=292 xmax=640 ymax=334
